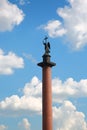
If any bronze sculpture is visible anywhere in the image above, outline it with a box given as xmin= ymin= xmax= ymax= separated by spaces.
xmin=43 ymin=36 xmax=50 ymax=54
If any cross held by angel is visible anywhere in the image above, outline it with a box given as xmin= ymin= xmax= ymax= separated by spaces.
xmin=43 ymin=36 xmax=50 ymax=54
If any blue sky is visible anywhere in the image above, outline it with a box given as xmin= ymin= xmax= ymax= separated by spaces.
xmin=0 ymin=0 xmax=87 ymax=130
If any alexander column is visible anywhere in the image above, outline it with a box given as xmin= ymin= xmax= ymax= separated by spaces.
xmin=37 ymin=37 xmax=56 ymax=130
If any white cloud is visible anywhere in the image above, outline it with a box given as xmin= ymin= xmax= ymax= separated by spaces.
xmin=0 ymin=77 xmax=42 ymax=116
xmin=42 ymin=0 xmax=87 ymax=50
xmin=41 ymin=20 xmax=66 ymax=38
xmin=53 ymin=100 xmax=87 ymax=130
xmin=0 ymin=0 xmax=24 ymax=32
xmin=18 ymin=118 xmax=31 ymax=130
xmin=0 ymin=49 xmax=24 ymax=75
xmin=23 ymin=53 xmax=37 ymax=64
xmin=0 ymin=125 xmax=7 ymax=130
xmin=0 ymin=76 xmax=87 ymax=130
xmin=0 ymin=76 xmax=87 ymax=117
xmin=23 ymin=76 xmax=87 ymax=103
xmin=23 ymin=76 xmax=42 ymax=97
xmin=52 ymin=77 xmax=87 ymax=102
xmin=0 ymin=95 xmax=42 ymax=116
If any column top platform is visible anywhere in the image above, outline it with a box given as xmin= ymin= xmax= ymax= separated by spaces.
xmin=37 ymin=53 xmax=56 ymax=67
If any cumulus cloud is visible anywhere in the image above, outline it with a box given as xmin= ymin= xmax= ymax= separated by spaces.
xmin=53 ymin=100 xmax=87 ymax=130
xmin=18 ymin=118 xmax=31 ymax=130
xmin=23 ymin=76 xmax=42 ymax=97
xmin=52 ymin=77 xmax=87 ymax=102
xmin=0 ymin=49 xmax=24 ymax=75
xmin=0 ymin=76 xmax=87 ymax=130
xmin=23 ymin=76 xmax=87 ymax=103
xmin=0 ymin=76 xmax=87 ymax=117
xmin=42 ymin=0 xmax=87 ymax=50
xmin=41 ymin=20 xmax=66 ymax=38
xmin=0 ymin=77 xmax=42 ymax=116
xmin=0 ymin=95 xmax=42 ymax=116
xmin=0 ymin=0 xmax=24 ymax=32
xmin=0 ymin=125 xmax=7 ymax=130
xmin=0 ymin=77 xmax=87 ymax=129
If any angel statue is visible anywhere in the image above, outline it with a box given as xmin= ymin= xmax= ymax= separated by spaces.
xmin=43 ymin=36 xmax=50 ymax=54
